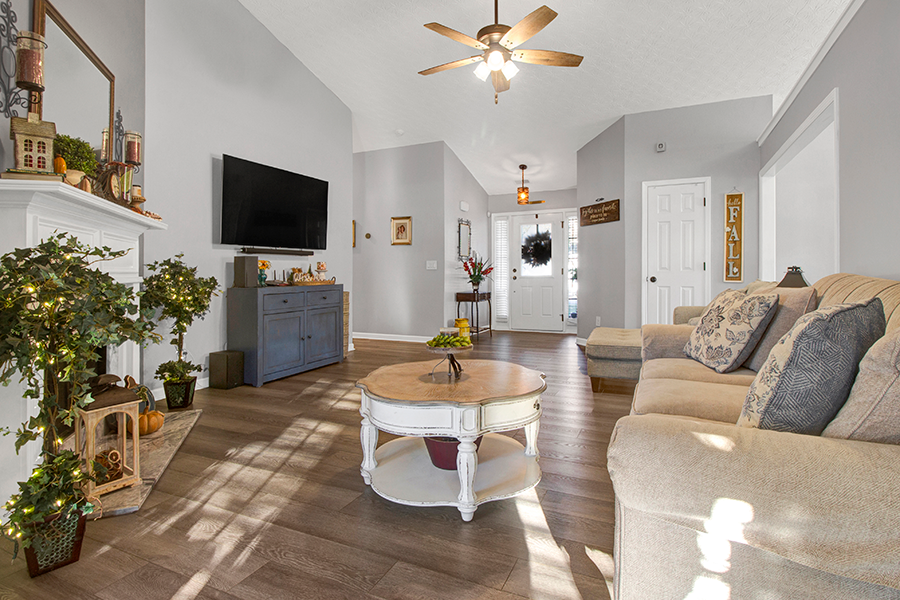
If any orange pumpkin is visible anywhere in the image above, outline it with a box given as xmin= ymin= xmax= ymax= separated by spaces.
xmin=127 ymin=407 xmax=165 ymax=436
xmin=53 ymin=156 xmax=66 ymax=174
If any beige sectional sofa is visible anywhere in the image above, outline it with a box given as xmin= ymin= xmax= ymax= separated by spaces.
xmin=607 ymin=274 xmax=900 ymax=599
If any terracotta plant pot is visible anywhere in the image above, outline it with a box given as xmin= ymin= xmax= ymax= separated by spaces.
xmin=23 ymin=510 xmax=86 ymax=578
xmin=163 ymin=376 xmax=196 ymax=410
xmin=423 ymin=436 xmax=483 ymax=470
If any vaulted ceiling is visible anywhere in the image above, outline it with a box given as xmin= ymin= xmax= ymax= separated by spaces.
xmin=237 ymin=0 xmax=852 ymax=195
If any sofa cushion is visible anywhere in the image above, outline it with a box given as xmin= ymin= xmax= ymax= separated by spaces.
xmin=640 ymin=358 xmax=757 ymax=386
xmin=745 ymin=286 xmax=818 ymax=372
xmin=632 ymin=377 xmax=748 ymax=423
xmin=684 ymin=289 xmax=779 ymax=373
xmin=823 ymin=326 xmax=900 ymax=444
xmin=738 ymin=298 xmax=886 ymax=435
xmin=585 ymin=327 xmax=642 ymax=361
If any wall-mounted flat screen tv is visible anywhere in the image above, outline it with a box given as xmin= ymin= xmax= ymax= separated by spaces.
xmin=221 ymin=154 xmax=328 ymax=250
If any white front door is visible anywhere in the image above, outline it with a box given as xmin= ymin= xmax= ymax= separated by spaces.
xmin=643 ymin=179 xmax=709 ymax=325
xmin=510 ymin=212 xmax=564 ymax=331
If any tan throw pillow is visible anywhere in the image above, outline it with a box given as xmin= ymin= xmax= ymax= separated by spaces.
xmin=745 ymin=287 xmax=818 ymax=372
xmin=739 ymin=298 xmax=886 ymax=435
xmin=823 ymin=326 xmax=900 ymax=444
xmin=684 ymin=289 xmax=780 ymax=373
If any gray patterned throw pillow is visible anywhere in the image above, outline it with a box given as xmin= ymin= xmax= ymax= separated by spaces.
xmin=738 ymin=297 xmax=886 ymax=435
xmin=684 ymin=289 xmax=780 ymax=373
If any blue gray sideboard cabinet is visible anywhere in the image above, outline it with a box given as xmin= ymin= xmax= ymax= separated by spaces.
xmin=227 ymin=285 xmax=344 ymax=387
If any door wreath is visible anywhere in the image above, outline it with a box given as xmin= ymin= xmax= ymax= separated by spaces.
xmin=521 ymin=230 xmax=552 ymax=268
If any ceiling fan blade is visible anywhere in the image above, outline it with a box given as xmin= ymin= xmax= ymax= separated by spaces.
xmin=424 ymin=23 xmax=489 ymax=50
xmin=528 ymin=200 xmax=546 ymax=204
xmin=492 ymin=70 xmax=510 ymax=93
xmin=511 ymin=49 xmax=583 ymax=67
xmin=499 ymin=5 xmax=558 ymax=50
xmin=419 ymin=55 xmax=483 ymax=76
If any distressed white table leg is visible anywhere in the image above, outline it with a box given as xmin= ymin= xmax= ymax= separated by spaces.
xmin=524 ymin=418 xmax=540 ymax=458
xmin=359 ymin=411 xmax=378 ymax=485
xmin=456 ymin=437 xmax=479 ymax=521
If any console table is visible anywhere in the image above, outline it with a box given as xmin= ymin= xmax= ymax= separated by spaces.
xmin=227 ymin=284 xmax=344 ymax=386
xmin=356 ymin=359 xmax=545 ymax=521
xmin=455 ymin=291 xmax=492 ymax=339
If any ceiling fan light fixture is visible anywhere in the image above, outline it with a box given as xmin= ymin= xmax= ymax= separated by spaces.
xmin=473 ymin=60 xmax=491 ymax=81
xmin=501 ymin=60 xmax=519 ymax=79
xmin=517 ymin=186 xmax=530 ymax=204
xmin=486 ymin=49 xmax=505 ymax=71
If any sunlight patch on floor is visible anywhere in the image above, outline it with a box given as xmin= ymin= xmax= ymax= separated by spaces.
xmin=584 ymin=545 xmax=615 ymax=597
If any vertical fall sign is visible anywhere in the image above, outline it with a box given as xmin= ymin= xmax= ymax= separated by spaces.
xmin=725 ymin=193 xmax=743 ymax=282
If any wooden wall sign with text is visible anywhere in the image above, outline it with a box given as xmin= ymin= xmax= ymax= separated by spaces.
xmin=580 ymin=199 xmax=620 ymax=227
xmin=725 ymin=193 xmax=743 ymax=282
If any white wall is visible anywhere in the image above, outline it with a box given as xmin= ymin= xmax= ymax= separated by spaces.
xmin=760 ymin=0 xmax=900 ymax=281
xmin=352 ymin=142 xmax=445 ymax=337
xmin=774 ymin=122 xmax=837 ymax=284
xmin=144 ymin=0 xmax=353 ymax=382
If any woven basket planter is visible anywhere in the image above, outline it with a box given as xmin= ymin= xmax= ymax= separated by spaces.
xmin=163 ymin=376 xmax=197 ymax=410
xmin=23 ymin=510 xmax=86 ymax=577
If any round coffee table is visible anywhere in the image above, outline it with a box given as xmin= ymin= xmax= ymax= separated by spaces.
xmin=356 ymin=359 xmax=545 ymax=521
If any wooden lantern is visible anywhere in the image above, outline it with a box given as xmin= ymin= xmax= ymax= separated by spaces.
xmin=10 ymin=113 xmax=56 ymax=173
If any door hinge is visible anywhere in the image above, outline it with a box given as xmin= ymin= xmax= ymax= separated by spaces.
xmin=703 ymin=262 xmax=707 ymax=270
xmin=561 ymin=314 xmax=564 ymax=322
xmin=703 ymin=197 xmax=706 ymax=207
xmin=561 ymin=221 xmax=564 ymax=228
xmin=561 ymin=268 xmax=564 ymax=275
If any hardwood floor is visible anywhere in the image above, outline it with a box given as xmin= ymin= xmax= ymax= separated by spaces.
xmin=0 ymin=332 xmax=633 ymax=599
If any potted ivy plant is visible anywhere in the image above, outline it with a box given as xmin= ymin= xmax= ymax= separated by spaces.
xmin=0 ymin=234 xmax=158 ymax=576
xmin=143 ymin=254 xmax=218 ymax=409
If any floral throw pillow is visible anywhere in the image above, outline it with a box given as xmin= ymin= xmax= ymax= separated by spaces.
xmin=684 ymin=289 xmax=780 ymax=373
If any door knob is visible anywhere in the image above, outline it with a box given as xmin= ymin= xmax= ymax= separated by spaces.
xmin=649 ymin=276 xmax=657 ymax=283
xmin=512 ymin=268 xmax=517 ymax=273
xmin=512 ymin=276 xmax=517 ymax=280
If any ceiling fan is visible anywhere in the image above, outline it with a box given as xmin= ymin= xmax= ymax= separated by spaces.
xmin=418 ymin=0 xmax=583 ymax=103
xmin=517 ymin=165 xmax=545 ymax=205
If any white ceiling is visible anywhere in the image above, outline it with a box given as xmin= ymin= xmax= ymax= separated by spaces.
xmin=236 ymin=0 xmax=852 ymax=195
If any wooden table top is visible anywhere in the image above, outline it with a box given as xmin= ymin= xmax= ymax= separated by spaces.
xmin=356 ymin=360 xmax=546 ymax=405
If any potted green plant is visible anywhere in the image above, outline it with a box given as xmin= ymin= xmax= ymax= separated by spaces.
xmin=54 ymin=134 xmax=98 ymax=186
xmin=0 ymin=234 xmax=158 ymax=576
xmin=143 ymin=254 xmax=218 ymax=409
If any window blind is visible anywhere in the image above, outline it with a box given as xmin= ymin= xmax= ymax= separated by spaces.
xmin=493 ymin=217 xmax=509 ymax=320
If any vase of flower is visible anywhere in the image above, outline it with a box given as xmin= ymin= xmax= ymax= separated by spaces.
xmin=257 ymin=260 xmax=271 ymax=287
xmin=462 ymin=252 xmax=493 ymax=291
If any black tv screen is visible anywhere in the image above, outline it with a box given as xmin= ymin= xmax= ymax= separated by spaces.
xmin=221 ymin=154 xmax=328 ymax=250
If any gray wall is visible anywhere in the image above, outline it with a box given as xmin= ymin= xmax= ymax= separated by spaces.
xmin=577 ymin=117 xmax=625 ymax=338
xmin=353 ymin=142 xmax=446 ymax=336
xmin=775 ymin=122 xmax=837 ymax=284
xmin=144 ymin=0 xmax=353 ymax=382
xmin=443 ymin=145 xmax=489 ymax=327
xmin=760 ymin=0 xmax=900 ymax=280
xmin=488 ymin=188 xmax=577 ymax=214
xmin=576 ymin=96 xmax=772 ymax=334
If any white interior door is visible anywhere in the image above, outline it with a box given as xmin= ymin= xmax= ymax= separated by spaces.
xmin=643 ymin=179 xmax=709 ymax=325
xmin=510 ymin=212 xmax=564 ymax=331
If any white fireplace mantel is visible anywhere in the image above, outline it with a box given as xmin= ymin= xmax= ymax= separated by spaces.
xmin=0 ymin=180 xmax=167 ymax=505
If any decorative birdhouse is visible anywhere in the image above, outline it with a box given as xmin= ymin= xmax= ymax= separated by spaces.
xmin=10 ymin=112 xmax=56 ymax=173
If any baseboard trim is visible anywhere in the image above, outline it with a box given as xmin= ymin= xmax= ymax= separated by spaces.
xmin=575 ymin=337 xmax=587 ymax=347
xmin=352 ymin=332 xmax=432 ymax=343
xmin=150 ymin=376 xmax=209 ymax=403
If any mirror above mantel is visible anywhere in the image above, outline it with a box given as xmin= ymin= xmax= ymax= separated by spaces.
xmin=32 ymin=0 xmax=114 ymax=156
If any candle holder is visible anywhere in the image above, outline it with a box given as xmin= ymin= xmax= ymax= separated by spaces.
xmin=15 ymin=32 xmax=46 ymax=97
xmin=124 ymin=130 xmax=142 ymax=166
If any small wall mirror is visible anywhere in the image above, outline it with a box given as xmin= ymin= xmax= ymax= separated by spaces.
xmin=458 ymin=219 xmax=471 ymax=260
xmin=34 ymin=0 xmax=114 ymax=153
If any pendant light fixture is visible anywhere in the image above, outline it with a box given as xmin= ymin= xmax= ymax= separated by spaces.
xmin=517 ymin=165 xmax=544 ymax=205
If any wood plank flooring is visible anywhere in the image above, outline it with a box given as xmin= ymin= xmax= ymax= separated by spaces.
xmin=0 ymin=332 xmax=633 ymax=599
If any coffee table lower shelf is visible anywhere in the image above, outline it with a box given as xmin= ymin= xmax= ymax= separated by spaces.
xmin=369 ymin=434 xmax=541 ymax=510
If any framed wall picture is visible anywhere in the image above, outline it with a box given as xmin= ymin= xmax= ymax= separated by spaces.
xmin=391 ymin=216 xmax=412 ymax=245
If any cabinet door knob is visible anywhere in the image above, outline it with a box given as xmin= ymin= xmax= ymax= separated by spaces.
xmin=283 ymin=299 xmax=289 ymax=303
xmin=322 ymin=296 xmax=327 ymax=300
xmin=307 ymin=335 xmax=312 ymax=339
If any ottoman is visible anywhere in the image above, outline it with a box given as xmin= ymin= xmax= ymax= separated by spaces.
xmin=585 ymin=327 xmax=641 ymax=393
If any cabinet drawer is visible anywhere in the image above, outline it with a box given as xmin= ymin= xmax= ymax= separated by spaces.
xmin=263 ymin=292 xmax=305 ymax=312
xmin=307 ymin=289 xmax=341 ymax=306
